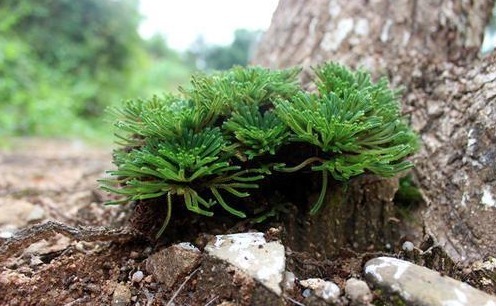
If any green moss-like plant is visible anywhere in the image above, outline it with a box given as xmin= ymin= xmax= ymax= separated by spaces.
xmin=100 ymin=63 xmax=418 ymax=238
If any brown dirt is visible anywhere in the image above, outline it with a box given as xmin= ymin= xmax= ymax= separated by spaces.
xmin=0 ymin=138 xmax=493 ymax=306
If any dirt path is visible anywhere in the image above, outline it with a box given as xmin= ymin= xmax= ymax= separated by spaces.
xmin=0 ymin=138 xmax=142 ymax=305
xmin=0 ymin=138 xmax=116 ymax=231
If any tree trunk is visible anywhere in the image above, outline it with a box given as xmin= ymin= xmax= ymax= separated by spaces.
xmin=252 ymin=0 xmax=495 ymax=262
xmin=412 ymin=55 xmax=496 ymax=263
xmin=254 ymin=0 xmax=490 ymax=71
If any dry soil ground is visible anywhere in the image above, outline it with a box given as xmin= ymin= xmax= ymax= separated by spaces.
xmin=0 ymin=138 xmax=494 ymax=306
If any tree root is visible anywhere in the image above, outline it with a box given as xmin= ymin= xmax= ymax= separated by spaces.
xmin=0 ymin=221 xmax=140 ymax=262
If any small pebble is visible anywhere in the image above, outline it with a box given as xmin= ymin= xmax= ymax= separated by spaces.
xmin=282 ymin=271 xmax=296 ymax=291
xmin=300 ymin=278 xmax=341 ymax=303
xmin=112 ymin=283 xmax=132 ymax=306
xmin=131 ymin=271 xmax=144 ymax=283
xmin=75 ymin=242 xmax=86 ymax=252
xmin=302 ymin=288 xmax=312 ymax=298
xmin=0 ymin=230 xmax=14 ymax=239
xmin=143 ymin=247 xmax=153 ymax=256
xmin=402 ymin=241 xmax=414 ymax=252
xmin=345 ymin=278 xmax=372 ymax=305
xmin=319 ymin=281 xmax=341 ymax=303
xmin=144 ymin=275 xmax=153 ymax=283
xmin=29 ymin=255 xmax=43 ymax=267
xmin=129 ymin=251 xmax=140 ymax=259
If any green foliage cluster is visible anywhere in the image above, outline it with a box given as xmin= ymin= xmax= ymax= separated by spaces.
xmin=0 ymin=0 xmax=145 ymax=137
xmin=102 ymin=63 xmax=419 ymax=237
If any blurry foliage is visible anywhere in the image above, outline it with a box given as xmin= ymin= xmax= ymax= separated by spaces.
xmin=0 ymin=0 xmax=263 ymax=141
xmin=0 ymin=0 xmax=193 ymax=140
xmin=189 ymin=29 xmax=261 ymax=71
xmin=141 ymin=34 xmax=195 ymax=95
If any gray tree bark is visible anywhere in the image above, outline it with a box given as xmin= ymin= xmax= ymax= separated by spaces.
xmin=252 ymin=0 xmax=495 ymax=263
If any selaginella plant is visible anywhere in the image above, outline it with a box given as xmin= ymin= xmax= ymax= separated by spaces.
xmin=100 ymin=62 xmax=418 ymax=238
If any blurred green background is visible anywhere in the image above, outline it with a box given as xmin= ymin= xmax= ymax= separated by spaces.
xmin=0 ymin=0 xmax=261 ymax=144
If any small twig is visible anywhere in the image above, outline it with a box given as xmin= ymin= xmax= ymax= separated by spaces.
xmin=415 ymin=244 xmax=441 ymax=256
xmin=283 ymin=295 xmax=306 ymax=306
xmin=63 ymin=296 xmax=91 ymax=306
xmin=203 ymin=295 xmax=218 ymax=306
xmin=0 ymin=220 xmax=140 ymax=262
xmin=166 ymin=267 xmax=200 ymax=306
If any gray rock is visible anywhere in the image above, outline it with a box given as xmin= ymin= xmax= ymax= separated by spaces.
xmin=205 ymin=232 xmax=285 ymax=295
xmin=402 ymin=241 xmax=415 ymax=252
xmin=345 ymin=278 xmax=372 ymax=305
xmin=299 ymin=278 xmax=341 ymax=303
xmin=111 ymin=283 xmax=132 ymax=306
xmin=145 ymin=243 xmax=201 ymax=289
xmin=131 ymin=270 xmax=144 ymax=283
xmin=364 ymin=256 xmax=496 ymax=306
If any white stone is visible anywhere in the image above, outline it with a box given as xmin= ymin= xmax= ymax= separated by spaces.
xmin=205 ymin=232 xmax=285 ymax=295
xmin=402 ymin=241 xmax=415 ymax=252
xmin=131 ymin=271 xmax=144 ymax=283
xmin=345 ymin=278 xmax=372 ymax=304
xmin=467 ymin=128 xmax=477 ymax=152
xmin=300 ymin=278 xmax=323 ymax=289
xmin=481 ymin=186 xmax=495 ymax=207
xmin=300 ymin=278 xmax=340 ymax=303
xmin=0 ymin=230 xmax=13 ymax=239
xmin=461 ymin=192 xmax=469 ymax=207
xmin=320 ymin=281 xmax=341 ymax=302
xmin=282 ymin=271 xmax=296 ymax=291
xmin=365 ymin=257 xmax=496 ymax=306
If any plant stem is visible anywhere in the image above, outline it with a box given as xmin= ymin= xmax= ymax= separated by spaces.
xmin=275 ymin=156 xmax=325 ymax=173
xmin=310 ymin=170 xmax=328 ymax=215
xmin=156 ymin=192 xmax=172 ymax=239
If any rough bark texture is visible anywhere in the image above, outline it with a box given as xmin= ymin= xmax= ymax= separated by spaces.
xmin=252 ymin=0 xmax=495 ymax=263
xmin=254 ymin=0 xmax=491 ymax=72
xmin=412 ymin=56 xmax=496 ymax=263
